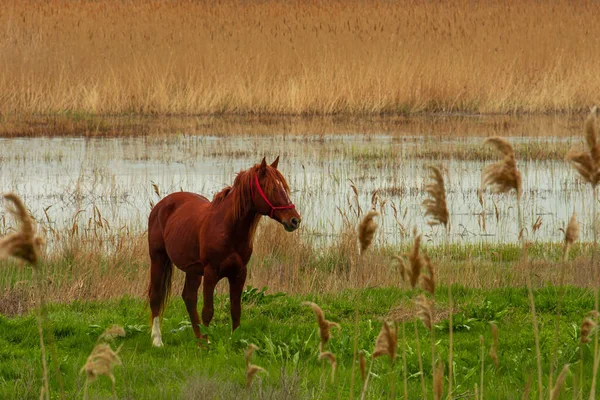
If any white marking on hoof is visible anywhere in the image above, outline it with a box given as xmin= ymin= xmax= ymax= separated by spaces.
xmin=151 ymin=317 xmax=163 ymax=347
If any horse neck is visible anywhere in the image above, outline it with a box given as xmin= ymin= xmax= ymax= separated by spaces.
xmin=214 ymin=188 xmax=261 ymax=245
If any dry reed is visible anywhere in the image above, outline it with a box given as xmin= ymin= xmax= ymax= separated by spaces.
xmin=2 ymin=1 xmax=600 ymax=116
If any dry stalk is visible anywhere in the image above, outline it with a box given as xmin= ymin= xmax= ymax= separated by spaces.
xmin=550 ymin=364 xmax=570 ymax=400
xmin=0 ymin=193 xmax=50 ymax=400
xmin=434 ymin=361 xmax=444 ymax=400
xmin=551 ymin=212 xmax=579 ymax=389
xmin=479 ymin=335 xmax=485 ymax=400
xmin=565 ymin=106 xmax=600 ymax=400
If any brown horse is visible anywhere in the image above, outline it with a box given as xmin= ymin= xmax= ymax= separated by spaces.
xmin=147 ymin=157 xmax=301 ymax=347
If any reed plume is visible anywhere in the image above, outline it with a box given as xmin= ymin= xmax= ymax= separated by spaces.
xmin=0 ymin=193 xmax=45 ymax=264
xmin=245 ymin=344 xmax=259 ymax=366
xmin=565 ymin=106 xmax=600 ymax=186
xmin=420 ymin=254 xmax=436 ymax=296
xmin=581 ymin=314 xmax=598 ymax=399
xmin=81 ymin=342 xmax=123 ymax=399
xmin=358 ymin=210 xmax=379 ymax=255
xmin=481 ymin=137 xmax=523 ymax=200
xmin=422 ymin=166 xmax=449 ymax=229
xmin=489 ymin=322 xmax=499 ymax=369
xmin=302 ymin=301 xmax=341 ymax=351
xmin=359 ymin=351 xmax=366 ymax=382
xmin=318 ymin=351 xmax=337 ymax=383
xmin=400 ymin=229 xmax=425 ymax=288
xmin=582 ymin=315 xmax=598 ymax=344
xmin=372 ymin=320 xmax=398 ymax=361
xmin=415 ymin=294 xmax=433 ymax=331
xmin=246 ymin=364 xmax=267 ymax=388
xmin=98 ymin=325 xmax=126 ymax=342
xmin=244 ymin=343 xmax=267 ymax=388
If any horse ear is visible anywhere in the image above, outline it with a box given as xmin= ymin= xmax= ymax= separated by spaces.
xmin=260 ymin=157 xmax=267 ymax=171
xmin=270 ymin=156 xmax=279 ymax=169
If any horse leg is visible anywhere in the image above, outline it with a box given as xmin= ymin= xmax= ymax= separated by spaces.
xmin=182 ymin=271 xmax=203 ymax=340
xmin=148 ymin=251 xmax=172 ymax=347
xmin=201 ymin=267 xmax=218 ymax=331
xmin=228 ymin=268 xmax=247 ymax=331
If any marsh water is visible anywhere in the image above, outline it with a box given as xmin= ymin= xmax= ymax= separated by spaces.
xmin=0 ymin=115 xmax=594 ymax=247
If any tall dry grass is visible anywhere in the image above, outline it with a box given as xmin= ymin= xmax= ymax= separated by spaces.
xmin=1 ymin=0 xmax=600 ymax=116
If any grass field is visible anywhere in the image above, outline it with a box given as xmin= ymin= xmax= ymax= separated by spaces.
xmin=0 ymin=286 xmax=596 ymax=399
xmin=1 ymin=0 xmax=600 ymax=117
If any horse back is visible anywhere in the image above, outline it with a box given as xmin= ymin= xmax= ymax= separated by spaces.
xmin=148 ymin=192 xmax=210 ymax=269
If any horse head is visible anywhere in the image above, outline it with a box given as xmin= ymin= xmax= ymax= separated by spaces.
xmin=252 ymin=157 xmax=301 ymax=232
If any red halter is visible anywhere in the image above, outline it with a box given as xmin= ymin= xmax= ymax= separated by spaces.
xmin=251 ymin=174 xmax=295 ymax=218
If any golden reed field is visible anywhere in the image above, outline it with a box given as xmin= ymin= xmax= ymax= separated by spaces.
xmin=1 ymin=0 xmax=600 ymax=116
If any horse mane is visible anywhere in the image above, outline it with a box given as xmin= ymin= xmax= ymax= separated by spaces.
xmin=211 ymin=163 xmax=291 ymax=221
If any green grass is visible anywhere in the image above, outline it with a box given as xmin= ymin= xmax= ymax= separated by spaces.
xmin=0 ymin=286 xmax=595 ymax=399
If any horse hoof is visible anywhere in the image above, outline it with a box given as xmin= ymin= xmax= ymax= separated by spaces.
xmin=152 ymin=337 xmax=164 ymax=347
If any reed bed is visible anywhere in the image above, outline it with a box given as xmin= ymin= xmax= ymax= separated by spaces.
xmin=1 ymin=0 xmax=600 ymax=117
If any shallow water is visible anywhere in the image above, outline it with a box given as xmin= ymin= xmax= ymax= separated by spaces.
xmin=0 ymin=117 xmax=594 ymax=247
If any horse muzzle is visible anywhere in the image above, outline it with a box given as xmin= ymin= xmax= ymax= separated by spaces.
xmin=282 ymin=216 xmax=301 ymax=232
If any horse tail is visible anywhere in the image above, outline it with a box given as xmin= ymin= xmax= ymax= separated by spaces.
xmin=158 ymin=258 xmax=173 ymax=317
xmin=148 ymin=256 xmax=173 ymax=317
